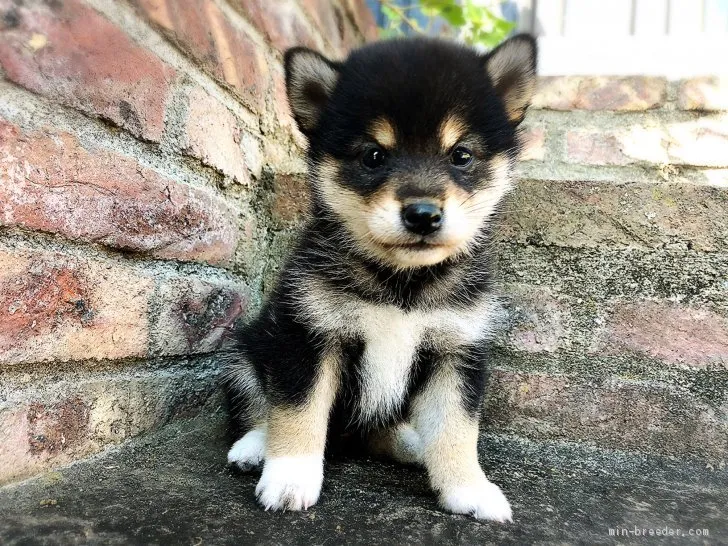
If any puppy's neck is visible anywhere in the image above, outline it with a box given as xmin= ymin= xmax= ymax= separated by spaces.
xmin=297 ymin=214 xmax=494 ymax=309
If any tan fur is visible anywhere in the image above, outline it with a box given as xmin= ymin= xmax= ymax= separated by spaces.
xmin=438 ymin=114 xmax=469 ymax=152
xmin=409 ymin=362 xmax=484 ymax=492
xmin=486 ymin=40 xmax=536 ymax=123
xmin=369 ymin=117 xmax=397 ymax=149
xmin=368 ymin=423 xmax=423 ymax=465
xmin=266 ymin=353 xmax=340 ymax=458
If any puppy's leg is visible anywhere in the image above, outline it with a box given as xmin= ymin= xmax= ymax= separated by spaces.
xmin=256 ymin=354 xmax=339 ymax=511
xmin=225 ymin=357 xmax=269 ymax=471
xmin=368 ymin=422 xmax=424 ymax=465
xmin=228 ymin=424 xmax=267 ymax=471
xmin=410 ymin=358 xmax=512 ymax=522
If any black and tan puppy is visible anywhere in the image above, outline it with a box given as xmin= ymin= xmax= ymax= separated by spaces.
xmin=225 ymin=35 xmax=537 ymax=522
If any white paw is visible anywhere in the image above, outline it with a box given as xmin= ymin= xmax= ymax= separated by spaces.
xmin=440 ymin=478 xmax=513 ymax=522
xmin=227 ymin=428 xmax=266 ymax=471
xmin=393 ymin=424 xmax=424 ymax=465
xmin=255 ymin=456 xmax=323 ymax=511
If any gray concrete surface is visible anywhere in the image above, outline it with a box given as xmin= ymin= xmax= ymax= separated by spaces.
xmin=1 ymin=412 xmax=726 ymax=545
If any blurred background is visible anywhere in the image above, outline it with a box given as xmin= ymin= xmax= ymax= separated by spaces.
xmin=369 ymin=0 xmax=728 ymax=75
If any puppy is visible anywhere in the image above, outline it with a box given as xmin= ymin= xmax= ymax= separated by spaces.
xmin=224 ymin=35 xmax=537 ymax=522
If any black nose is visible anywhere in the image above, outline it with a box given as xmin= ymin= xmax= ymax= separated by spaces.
xmin=401 ymin=202 xmax=443 ymax=236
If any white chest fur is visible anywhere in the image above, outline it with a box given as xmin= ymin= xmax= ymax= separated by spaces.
xmin=295 ymin=282 xmax=503 ymax=422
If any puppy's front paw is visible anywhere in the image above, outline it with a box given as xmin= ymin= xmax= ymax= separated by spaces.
xmin=255 ymin=456 xmax=324 ymax=511
xmin=227 ymin=428 xmax=266 ymax=471
xmin=440 ymin=477 xmax=513 ymax=522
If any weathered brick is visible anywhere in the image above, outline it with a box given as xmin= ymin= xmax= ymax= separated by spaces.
xmin=567 ymin=120 xmax=728 ymax=168
xmin=501 ymin=180 xmax=728 ymax=252
xmin=270 ymin=64 xmax=296 ymax=134
xmin=132 ymin=0 xmax=269 ymax=114
xmin=343 ymin=0 xmax=379 ymax=42
xmin=484 ymin=369 xmax=728 ymax=460
xmin=271 ymin=173 xmax=310 ymax=227
xmin=678 ymin=76 xmax=728 ymax=111
xmin=150 ymin=274 xmax=248 ymax=357
xmin=0 ymin=118 xmax=239 ymax=264
xmin=0 ymin=248 xmax=151 ymax=366
xmin=592 ymin=301 xmax=728 ymax=368
xmin=533 ymin=76 xmax=666 ymax=111
xmin=0 ymin=371 xmax=217 ymax=484
xmin=0 ymin=0 xmax=174 ymax=142
xmin=182 ymin=86 xmax=248 ymax=183
xmin=666 ymin=118 xmax=728 ymax=168
xmin=338 ymin=3 xmax=365 ymax=53
xmin=498 ymin=244 xmax=728 ymax=311
xmin=300 ymin=0 xmax=345 ymax=54
xmin=503 ymin=285 xmax=574 ymax=353
xmin=232 ymin=0 xmax=318 ymax=52
xmin=519 ymin=126 xmax=546 ymax=161
xmin=566 ymin=127 xmax=668 ymax=166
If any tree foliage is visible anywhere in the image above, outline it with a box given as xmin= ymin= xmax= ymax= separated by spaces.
xmin=379 ymin=0 xmax=515 ymax=48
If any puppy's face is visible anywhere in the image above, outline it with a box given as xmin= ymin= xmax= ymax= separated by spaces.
xmin=285 ymin=37 xmax=537 ymax=269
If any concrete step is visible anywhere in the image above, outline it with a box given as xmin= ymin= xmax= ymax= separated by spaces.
xmin=1 ymin=413 xmax=725 ymax=545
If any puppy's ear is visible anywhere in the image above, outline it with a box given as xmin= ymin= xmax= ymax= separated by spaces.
xmin=284 ymin=47 xmax=341 ymax=135
xmin=484 ymin=34 xmax=537 ymax=125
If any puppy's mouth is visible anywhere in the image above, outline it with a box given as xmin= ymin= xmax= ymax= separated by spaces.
xmin=381 ymin=240 xmax=446 ymax=251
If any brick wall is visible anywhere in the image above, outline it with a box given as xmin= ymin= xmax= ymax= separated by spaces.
xmin=490 ymin=76 xmax=728 ymax=462
xmin=0 ymin=0 xmax=376 ymax=485
xmin=1 ymin=1 xmax=726 ymax=486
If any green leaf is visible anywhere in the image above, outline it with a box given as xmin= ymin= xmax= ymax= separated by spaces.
xmin=440 ymin=5 xmax=466 ymax=27
xmin=381 ymin=4 xmax=402 ymax=24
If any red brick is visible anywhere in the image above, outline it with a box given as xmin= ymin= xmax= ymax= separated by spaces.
xmin=132 ymin=0 xmax=269 ymax=114
xmin=678 ymin=76 xmax=728 ymax=111
xmin=566 ymin=130 xmax=631 ymax=166
xmin=566 ymin=127 xmax=668 ymax=166
xmin=182 ymin=86 xmax=248 ymax=183
xmin=232 ymin=0 xmax=318 ymax=52
xmin=300 ymin=0 xmax=345 ymax=54
xmin=338 ymin=4 xmax=364 ymax=54
xmin=519 ymin=126 xmax=546 ymax=161
xmin=271 ymin=173 xmax=310 ymax=227
xmin=269 ymin=63 xmax=306 ymax=147
xmin=533 ymin=76 xmax=666 ymax=111
xmin=151 ymin=274 xmax=248 ymax=356
xmin=484 ymin=369 xmax=728 ymax=460
xmin=0 ymin=247 xmax=151 ymax=365
xmin=0 ymin=372 xmax=217 ymax=484
xmin=0 ymin=0 xmax=174 ymax=142
xmin=593 ymin=301 xmax=728 ymax=368
xmin=344 ymin=0 xmax=379 ymax=42
xmin=0 ymin=118 xmax=239 ymax=264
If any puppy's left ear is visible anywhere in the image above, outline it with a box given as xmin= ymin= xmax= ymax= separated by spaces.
xmin=484 ymin=34 xmax=538 ymax=125
xmin=284 ymin=47 xmax=341 ymax=136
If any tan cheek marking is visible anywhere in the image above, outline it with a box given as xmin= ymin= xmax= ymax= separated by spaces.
xmin=439 ymin=115 xmax=468 ymax=152
xmin=316 ymin=155 xmax=367 ymax=222
xmin=369 ymin=117 xmax=397 ymax=149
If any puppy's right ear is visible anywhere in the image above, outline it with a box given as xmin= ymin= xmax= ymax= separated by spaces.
xmin=284 ymin=47 xmax=341 ymax=136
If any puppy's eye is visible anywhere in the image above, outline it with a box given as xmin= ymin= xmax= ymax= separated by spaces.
xmin=361 ymin=147 xmax=386 ymax=170
xmin=450 ymin=146 xmax=474 ymax=168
